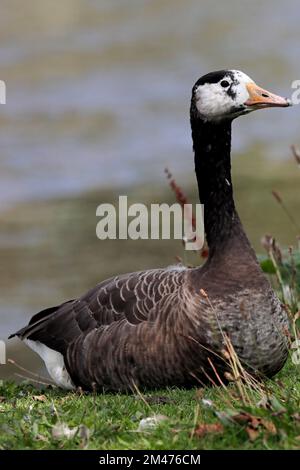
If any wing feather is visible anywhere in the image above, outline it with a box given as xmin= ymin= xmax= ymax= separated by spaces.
xmin=11 ymin=267 xmax=189 ymax=356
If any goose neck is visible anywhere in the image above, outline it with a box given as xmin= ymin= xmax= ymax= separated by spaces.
xmin=191 ymin=117 xmax=243 ymax=253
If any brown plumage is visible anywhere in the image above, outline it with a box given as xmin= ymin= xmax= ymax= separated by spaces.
xmin=10 ymin=69 xmax=291 ymax=391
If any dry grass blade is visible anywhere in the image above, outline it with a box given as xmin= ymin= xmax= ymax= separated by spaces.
xmin=271 ymin=189 xmax=300 ymax=232
xmin=165 ymin=167 xmax=208 ymax=258
xmin=291 ymin=144 xmax=300 ymax=166
xmin=8 ymin=358 xmax=55 ymax=386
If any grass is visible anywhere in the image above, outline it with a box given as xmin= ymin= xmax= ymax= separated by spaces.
xmin=0 ymin=359 xmax=299 ymax=450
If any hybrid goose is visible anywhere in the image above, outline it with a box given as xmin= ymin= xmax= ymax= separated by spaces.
xmin=10 ymin=70 xmax=291 ymax=391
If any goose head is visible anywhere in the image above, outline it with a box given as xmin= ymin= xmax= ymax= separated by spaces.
xmin=192 ymin=69 xmax=291 ymax=122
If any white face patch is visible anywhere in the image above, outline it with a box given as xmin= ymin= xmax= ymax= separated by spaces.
xmin=195 ymin=70 xmax=255 ymax=122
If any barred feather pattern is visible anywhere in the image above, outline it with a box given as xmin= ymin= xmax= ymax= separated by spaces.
xmin=13 ymin=263 xmax=289 ymax=391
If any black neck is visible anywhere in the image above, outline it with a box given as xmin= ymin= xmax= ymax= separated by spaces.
xmin=191 ymin=113 xmax=245 ymax=255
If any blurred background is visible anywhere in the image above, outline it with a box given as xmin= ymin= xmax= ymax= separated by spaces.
xmin=0 ymin=0 xmax=299 ymax=381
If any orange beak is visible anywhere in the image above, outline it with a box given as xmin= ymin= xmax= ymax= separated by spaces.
xmin=245 ymin=82 xmax=291 ymax=108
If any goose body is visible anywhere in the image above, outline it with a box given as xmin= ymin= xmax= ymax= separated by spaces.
xmin=10 ymin=70 xmax=291 ymax=391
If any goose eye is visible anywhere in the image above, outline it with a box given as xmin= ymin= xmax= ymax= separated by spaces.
xmin=220 ymin=80 xmax=230 ymax=88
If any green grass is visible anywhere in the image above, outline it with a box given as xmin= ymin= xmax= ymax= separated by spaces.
xmin=0 ymin=358 xmax=300 ymax=450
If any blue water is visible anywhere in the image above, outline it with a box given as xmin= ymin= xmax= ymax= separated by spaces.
xmin=0 ymin=0 xmax=299 ymax=209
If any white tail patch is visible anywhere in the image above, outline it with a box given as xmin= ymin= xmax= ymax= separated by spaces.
xmin=24 ymin=339 xmax=75 ymax=390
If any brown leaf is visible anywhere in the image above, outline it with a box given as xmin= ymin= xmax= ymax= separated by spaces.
xmin=246 ymin=426 xmax=259 ymax=442
xmin=32 ymin=395 xmax=47 ymax=402
xmin=231 ymin=412 xmax=252 ymax=424
xmin=250 ymin=417 xmax=261 ymax=429
xmin=194 ymin=423 xmax=224 ymax=438
xmin=292 ymin=413 xmax=300 ymax=422
xmin=261 ymin=419 xmax=277 ymax=435
xmin=231 ymin=412 xmax=261 ymax=428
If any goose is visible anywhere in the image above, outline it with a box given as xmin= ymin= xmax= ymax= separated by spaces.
xmin=10 ymin=70 xmax=291 ymax=392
